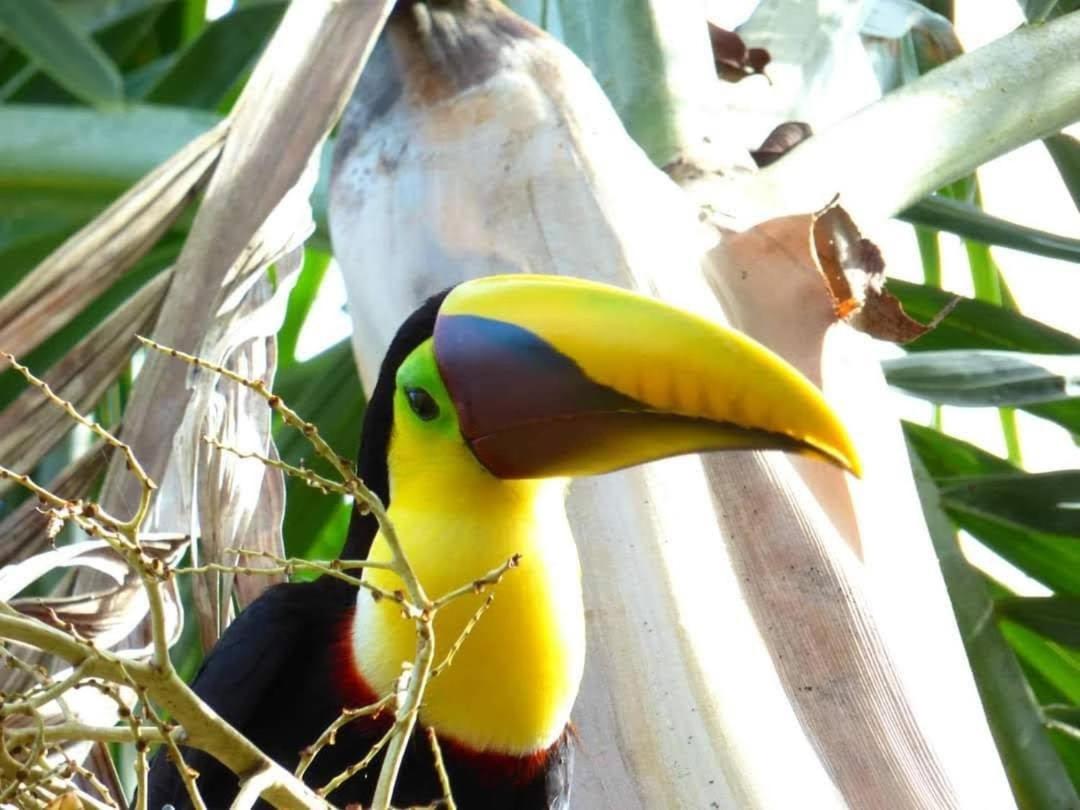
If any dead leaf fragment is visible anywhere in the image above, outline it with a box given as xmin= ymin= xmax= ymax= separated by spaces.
xmin=811 ymin=204 xmax=953 ymax=342
xmin=751 ymin=121 xmax=813 ymax=167
xmin=8 ymin=535 xmax=188 ymax=655
xmin=708 ymin=23 xmax=771 ymax=81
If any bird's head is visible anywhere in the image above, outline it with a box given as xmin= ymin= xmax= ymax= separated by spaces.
xmin=381 ymin=273 xmax=859 ymax=490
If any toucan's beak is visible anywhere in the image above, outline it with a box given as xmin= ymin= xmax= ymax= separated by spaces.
xmin=434 ymin=275 xmax=861 ymax=479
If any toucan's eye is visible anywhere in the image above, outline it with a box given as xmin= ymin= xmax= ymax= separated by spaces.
xmin=405 ymin=386 xmax=440 ymax=421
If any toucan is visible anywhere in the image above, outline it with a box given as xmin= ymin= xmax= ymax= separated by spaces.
xmin=148 ymin=274 xmax=859 ymax=808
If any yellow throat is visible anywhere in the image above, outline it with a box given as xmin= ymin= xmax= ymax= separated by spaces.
xmin=350 ymin=342 xmax=585 ymax=755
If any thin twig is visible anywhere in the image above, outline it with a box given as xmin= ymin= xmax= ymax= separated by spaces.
xmin=0 ymin=352 xmax=157 ymax=529
xmin=204 ymin=435 xmax=346 ymax=495
xmin=295 ymin=695 xmax=393 ymax=779
xmin=176 ymin=559 xmax=407 ymax=609
xmin=431 ymin=594 xmax=496 ymax=680
xmin=426 ymin=727 xmax=456 ymax=810
xmin=430 ymin=554 xmax=521 ymax=611
xmin=319 ymin=722 xmax=397 ymax=797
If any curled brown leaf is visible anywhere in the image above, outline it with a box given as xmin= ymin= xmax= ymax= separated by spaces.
xmin=810 ymin=203 xmax=956 ymax=342
xmin=751 ymin=122 xmax=813 ymax=168
xmin=708 ymin=23 xmax=771 ymax=81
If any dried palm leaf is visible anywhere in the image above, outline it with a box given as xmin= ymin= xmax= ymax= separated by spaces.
xmin=0 ymin=272 xmax=169 ymax=495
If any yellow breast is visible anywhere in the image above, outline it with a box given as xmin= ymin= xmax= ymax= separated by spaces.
xmin=351 ymin=472 xmax=585 ymax=755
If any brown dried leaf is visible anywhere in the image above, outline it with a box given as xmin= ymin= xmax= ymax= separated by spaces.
xmin=0 ymin=441 xmax=112 ymax=567
xmin=911 ymin=15 xmax=964 ymax=73
xmin=0 ymin=542 xmax=123 ymax=602
xmin=810 ymin=204 xmax=953 ymax=342
xmin=0 ymin=273 xmax=169 ymax=496
xmin=708 ymin=23 xmax=771 ymax=81
xmin=233 ymin=440 xmax=287 ymax=611
xmin=0 ymin=535 xmax=185 ymax=705
xmin=0 ymin=123 xmax=226 ymax=368
xmin=9 ymin=535 xmax=187 ymax=654
xmin=190 ymin=274 xmax=288 ymax=648
xmin=751 ymin=121 xmax=813 ymax=167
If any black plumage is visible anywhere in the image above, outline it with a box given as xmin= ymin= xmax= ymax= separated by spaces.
xmin=147 ymin=289 xmax=572 ymax=809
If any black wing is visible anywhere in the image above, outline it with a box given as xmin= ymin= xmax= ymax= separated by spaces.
xmin=147 ymin=577 xmax=354 ymax=809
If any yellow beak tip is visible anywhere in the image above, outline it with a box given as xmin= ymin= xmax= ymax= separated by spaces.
xmin=822 ymin=441 xmax=863 ymax=479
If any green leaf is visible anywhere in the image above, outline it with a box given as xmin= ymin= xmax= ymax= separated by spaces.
xmin=1016 ymin=0 xmax=1080 ymax=22
xmin=1045 ymin=133 xmax=1080 ymax=213
xmin=904 ymin=424 xmax=1080 ymax=594
xmin=1001 ymin=621 xmax=1080 ymax=706
xmin=278 ymin=249 xmax=331 ymax=368
xmin=962 ymin=512 xmax=1080 ymax=597
xmin=273 ymin=340 xmax=364 ymax=560
xmin=910 ymin=451 xmax=1080 ymax=808
xmin=144 ymin=2 xmax=285 ymax=108
xmin=903 ymin=421 xmax=1016 ymax=477
xmin=884 ymin=350 xmax=1080 ymax=407
xmin=181 ymin=0 xmax=209 ymax=44
xmin=0 ymin=219 xmax=87 ymax=297
xmin=915 ymin=225 xmax=943 ymax=288
xmin=6 ymin=2 xmax=170 ymax=104
xmin=0 ymin=103 xmax=219 ymax=194
xmin=891 ymin=280 xmax=1080 ymax=354
xmin=94 ymin=1 xmax=172 ymax=67
xmin=0 ymin=104 xmax=333 ymax=250
xmin=999 ymin=597 xmax=1080 ymax=650
xmin=1047 ymin=705 xmax=1080 ymax=734
xmin=941 ymin=471 xmax=1080 ymax=538
xmin=554 ymin=0 xmax=713 ymax=165
xmin=51 ymin=0 xmax=173 ymax=31
xmin=890 ymin=282 xmax=1080 ymax=436
xmin=900 ymin=195 xmax=1080 ymax=264
xmin=0 ymin=0 xmax=123 ymax=106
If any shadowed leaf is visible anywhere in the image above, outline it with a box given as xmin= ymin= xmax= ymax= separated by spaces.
xmin=1045 ymin=133 xmax=1080 ymax=212
xmin=707 ymin=23 xmax=770 ymax=81
xmin=0 ymin=0 xmax=123 ymax=106
xmin=998 ymin=597 xmax=1080 ymax=650
xmin=911 ymin=450 xmax=1080 ymax=808
xmin=885 ymin=350 xmax=1080 ymax=406
xmin=941 ymin=471 xmax=1080 ymax=538
xmin=900 ymin=194 xmax=1080 ymax=263
xmin=751 ymin=121 xmax=812 ymax=167
xmin=144 ymin=2 xmax=285 ymax=108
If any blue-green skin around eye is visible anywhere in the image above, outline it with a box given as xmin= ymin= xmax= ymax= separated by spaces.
xmin=395 ymin=339 xmax=459 ymax=434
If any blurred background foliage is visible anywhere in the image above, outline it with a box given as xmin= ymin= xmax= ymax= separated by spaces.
xmin=0 ymin=0 xmax=1077 ymax=804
